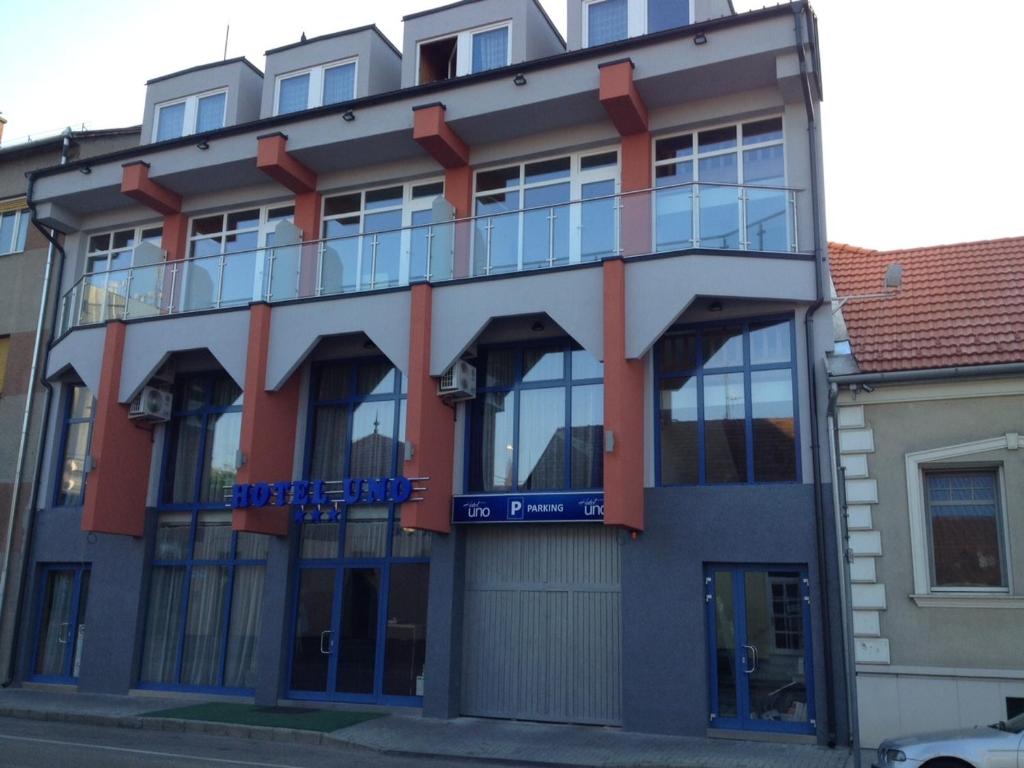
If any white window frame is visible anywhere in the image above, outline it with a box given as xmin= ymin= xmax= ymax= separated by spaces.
xmin=321 ymin=179 xmax=445 ymax=290
xmin=582 ymin=0 xmax=696 ymax=47
xmin=906 ymin=434 xmax=1017 ymax=597
xmin=152 ymin=88 xmax=228 ymax=142
xmin=415 ymin=21 xmax=511 ymax=84
xmin=472 ymin=148 xmax=620 ymax=274
xmin=0 ymin=205 xmax=30 ymax=255
xmin=273 ymin=58 xmax=358 ymax=116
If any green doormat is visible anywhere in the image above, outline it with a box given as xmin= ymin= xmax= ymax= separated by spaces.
xmin=142 ymin=702 xmax=384 ymax=732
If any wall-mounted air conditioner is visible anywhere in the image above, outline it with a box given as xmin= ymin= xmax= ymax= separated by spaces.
xmin=437 ymin=359 xmax=477 ymax=401
xmin=129 ymin=386 xmax=173 ymax=422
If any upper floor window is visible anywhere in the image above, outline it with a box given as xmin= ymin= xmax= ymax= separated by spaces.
xmin=654 ymin=117 xmax=787 ymax=251
xmin=80 ymin=225 xmax=163 ymax=324
xmin=154 ymin=89 xmax=227 ymax=142
xmin=275 ymin=59 xmax=357 ymax=115
xmin=584 ymin=0 xmax=692 ymax=47
xmin=321 ymin=180 xmax=443 ymax=292
xmin=473 ymin=150 xmax=618 ymax=274
xmin=418 ymin=22 xmax=510 ymax=84
xmin=468 ymin=344 xmax=604 ymax=493
xmin=656 ymin=317 xmax=798 ymax=486
xmin=925 ymin=470 xmax=1007 ymax=590
xmin=0 ymin=206 xmax=30 ymax=255
xmin=56 ymin=385 xmax=95 ymax=507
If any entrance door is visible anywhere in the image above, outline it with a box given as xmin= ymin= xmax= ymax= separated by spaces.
xmin=706 ymin=565 xmax=815 ymax=734
xmin=31 ymin=565 xmax=90 ymax=683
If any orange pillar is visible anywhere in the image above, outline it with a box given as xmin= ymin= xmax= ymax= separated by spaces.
xmin=400 ymin=283 xmax=453 ymax=533
xmin=445 ymin=165 xmax=473 ymax=279
xmin=82 ymin=321 xmax=152 ymax=536
xmin=600 ymin=58 xmax=650 ymax=532
xmin=161 ymin=211 xmax=188 ymax=261
xmin=233 ymin=303 xmax=301 ymax=536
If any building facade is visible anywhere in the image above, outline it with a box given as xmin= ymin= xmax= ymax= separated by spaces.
xmin=829 ymin=239 xmax=1024 ymax=749
xmin=19 ymin=0 xmax=848 ymax=744
xmin=0 ymin=123 xmax=140 ymax=687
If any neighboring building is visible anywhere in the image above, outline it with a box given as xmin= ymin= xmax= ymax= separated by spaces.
xmin=829 ymin=238 xmax=1024 ymax=748
xmin=0 ymin=122 xmax=141 ymax=685
xmin=19 ymin=0 xmax=849 ymax=745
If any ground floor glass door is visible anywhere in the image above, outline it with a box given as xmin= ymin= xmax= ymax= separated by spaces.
xmin=706 ymin=565 xmax=814 ymax=734
xmin=32 ymin=565 xmax=90 ymax=683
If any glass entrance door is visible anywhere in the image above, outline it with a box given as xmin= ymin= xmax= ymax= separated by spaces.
xmin=32 ymin=565 xmax=90 ymax=683
xmin=706 ymin=565 xmax=814 ymax=734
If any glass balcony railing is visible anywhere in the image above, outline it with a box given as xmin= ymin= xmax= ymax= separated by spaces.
xmin=58 ymin=181 xmax=800 ymax=335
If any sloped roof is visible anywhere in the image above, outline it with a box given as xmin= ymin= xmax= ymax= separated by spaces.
xmin=829 ymin=237 xmax=1024 ymax=372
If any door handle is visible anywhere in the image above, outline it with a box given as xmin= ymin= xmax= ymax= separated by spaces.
xmin=742 ymin=645 xmax=756 ymax=674
xmin=58 ymin=622 xmax=70 ymax=644
xmin=319 ymin=630 xmax=332 ymax=655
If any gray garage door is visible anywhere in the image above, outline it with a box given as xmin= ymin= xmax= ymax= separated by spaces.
xmin=460 ymin=525 xmax=622 ymax=725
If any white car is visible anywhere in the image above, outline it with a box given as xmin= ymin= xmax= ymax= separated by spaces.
xmin=873 ymin=712 xmax=1024 ymax=767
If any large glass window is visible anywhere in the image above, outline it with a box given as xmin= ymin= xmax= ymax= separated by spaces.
xmin=469 ymin=345 xmax=604 ymax=493
xmin=654 ymin=118 xmax=787 ymax=252
xmin=584 ymin=0 xmax=691 ymax=46
xmin=291 ymin=359 xmax=430 ymax=702
xmin=657 ymin=317 xmax=798 ymax=485
xmin=55 ymin=385 xmax=95 ymax=507
xmin=417 ymin=24 xmax=509 ymax=84
xmin=925 ymin=470 xmax=1006 ymax=589
xmin=473 ymin=151 xmax=618 ymax=275
xmin=141 ymin=373 xmax=266 ymax=691
xmin=321 ymin=181 xmax=443 ymax=294
xmin=81 ymin=225 xmax=163 ymax=323
xmin=586 ymin=0 xmax=628 ymax=46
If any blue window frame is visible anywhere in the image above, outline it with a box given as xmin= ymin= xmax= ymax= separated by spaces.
xmin=655 ymin=316 xmax=799 ymax=486
xmin=54 ymin=384 xmax=95 ymax=507
xmin=288 ymin=358 xmax=430 ymax=705
xmin=139 ymin=372 xmax=268 ymax=693
xmin=29 ymin=563 xmax=90 ymax=683
xmin=467 ymin=343 xmax=604 ymax=493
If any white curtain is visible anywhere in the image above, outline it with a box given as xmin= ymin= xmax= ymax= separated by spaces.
xmin=223 ymin=566 xmax=266 ymax=688
xmin=472 ymin=27 xmax=508 ymax=73
xmin=140 ymin=567 xmax=186 ymax=683
xmin=181 ymin=566 xmax=228 ymax=687
xmin=588 ymin=0 xmax=628 ymax=46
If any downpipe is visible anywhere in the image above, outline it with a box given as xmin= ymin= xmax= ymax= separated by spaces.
xmin=0 ymin=131 xmax=71 ymax=686
xmin=792 ymin=3 xmax=838 ymax=750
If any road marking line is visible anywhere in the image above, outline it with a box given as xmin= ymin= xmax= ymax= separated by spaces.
xmin=0 ymin=733 xmax=309 ymax=767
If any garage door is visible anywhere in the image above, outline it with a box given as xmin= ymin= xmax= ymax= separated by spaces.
xmin=460 ymin=525 xmax=621 ymax=725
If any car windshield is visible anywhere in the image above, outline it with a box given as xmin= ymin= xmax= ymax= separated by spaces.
xmin=1004 ymin=713 xmax=1024 ymax=734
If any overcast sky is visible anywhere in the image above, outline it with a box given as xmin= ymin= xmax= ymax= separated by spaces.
xmin=2 ymin=0 xmax=1022 ymax=250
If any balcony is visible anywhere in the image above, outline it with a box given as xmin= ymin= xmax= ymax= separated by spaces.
xmin=58 ymin=181 xmax=801 ymax=335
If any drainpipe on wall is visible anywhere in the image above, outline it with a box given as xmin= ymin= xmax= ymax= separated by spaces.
xmin=0 ymin=129 xmax=72 ymax=687
xmin=792 ymin=2 xmax=838 ymax=749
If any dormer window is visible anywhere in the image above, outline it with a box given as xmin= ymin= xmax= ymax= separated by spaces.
xmin=584 ymin=0 xmax=692 ymax=47
xmin=153 ymin=90 xmax=227 ymax=142
xmin=417 ymin=22 xmax=510 ymax=85
xmin=275 ymin=59 xmax=357 ymax=115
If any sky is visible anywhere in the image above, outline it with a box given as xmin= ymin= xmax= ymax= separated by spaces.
xmin=2 ymin=0 xmax=1022 ymax=251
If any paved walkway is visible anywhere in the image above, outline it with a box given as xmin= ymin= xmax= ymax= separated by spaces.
xmin=0 ymin=687 xmax=853 ymax=768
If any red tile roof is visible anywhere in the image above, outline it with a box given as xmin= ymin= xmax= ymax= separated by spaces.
xmin=829 ymin=237 xmax=1024 ymax=372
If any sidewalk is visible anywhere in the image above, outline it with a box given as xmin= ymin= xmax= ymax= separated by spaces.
xmin=0 ymin=687 xmax=853 ymax=768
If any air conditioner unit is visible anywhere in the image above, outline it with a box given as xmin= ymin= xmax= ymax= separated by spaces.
xmin=129 ymin=386 xmax=173 ymax=422
xmin=437 ymin=359 xmax=477 ymax=401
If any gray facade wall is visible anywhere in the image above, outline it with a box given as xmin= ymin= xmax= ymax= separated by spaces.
xmin=141 ymin=60 xmax=264 ymax=145
xmin=865 ymin=392 xmax=1024 ymax=668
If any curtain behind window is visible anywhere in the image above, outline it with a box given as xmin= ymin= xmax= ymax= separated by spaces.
xmin=323 ymin=64 xmax=356 ymax=105
xmin=472 ymin=27 xmax=508 ymax=73
xmin=589 ymin=0 xmax=628 ymax=45
xmin=278 ymin=74 xmax=310 ymax=114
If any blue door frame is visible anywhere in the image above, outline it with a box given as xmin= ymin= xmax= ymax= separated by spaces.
xmin=705 ymin=564 xmax=816 ymax=735
xmin=29 ymin=564 xmax=90 ymax=684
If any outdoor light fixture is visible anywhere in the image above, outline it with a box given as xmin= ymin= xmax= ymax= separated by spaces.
xmin=342 ymin=110 xmax=356 ymax=122
xmin=196 ymin=139 xmax=210 ymax=150
xmin=79 ymin=165 xmax=92 ymax=175
xmin=531 ymin=320 xmax=545 ymax=332
xmin=513 ymin=73 xmax=527 ymax=86
xmin=694 ymin=32 xmax=708 ymax=45
xmin=708 ymin=300 xmax=723 ymax=312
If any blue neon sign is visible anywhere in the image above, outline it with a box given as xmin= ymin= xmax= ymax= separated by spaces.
xmin=452 ymin=493 xmax=605 ymax=524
